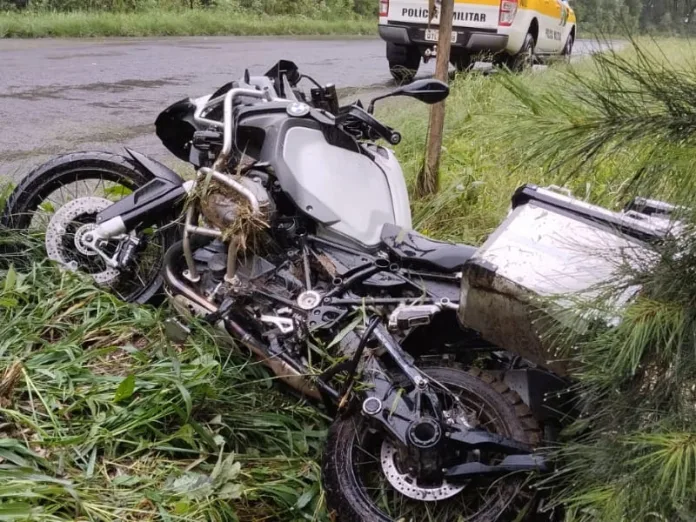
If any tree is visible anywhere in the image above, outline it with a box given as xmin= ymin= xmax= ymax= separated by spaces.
xmin=500 ymin=41 xmax=696 ymax=522
xmin=416 ymin=0 xmax=455 ymax=197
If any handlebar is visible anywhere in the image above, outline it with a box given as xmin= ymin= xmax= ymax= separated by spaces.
xmin=337 ymin=105 xmax=401 ymax=145
xmin=192 ymin=78 xmax=400 ymax=170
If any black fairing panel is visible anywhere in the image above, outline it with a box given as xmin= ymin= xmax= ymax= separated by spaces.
xmin=155 ymin=98 xmax=197 ymax=162
xmin=381 ymin=223 xmax=477 ymax=272
xmin=96 ymin=150 xmax=185 ymax=227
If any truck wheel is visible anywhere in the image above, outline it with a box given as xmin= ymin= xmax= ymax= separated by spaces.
xmin=451 ymin=52 xmax=473 ymax=72
xmin=505 ymin=32 xmax=536 ymax=72
xmin=387 ymin=42 xmax=421 ymax=84
xmin=561 ymin=34 xmax=574 ymax=61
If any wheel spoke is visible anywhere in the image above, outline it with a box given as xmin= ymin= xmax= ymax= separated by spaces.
xmin=10 ymin=170 xmax=165 ymax=303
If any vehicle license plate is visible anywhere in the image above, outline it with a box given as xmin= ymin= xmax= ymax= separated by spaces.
xmin=424 ymin=29 xmax=458 ymax=43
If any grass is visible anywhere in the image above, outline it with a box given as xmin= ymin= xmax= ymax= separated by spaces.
xmin=0 ymin=10 xmax=375 ymax=38
xmin=0 ymin=246 xmax=329 ymax=520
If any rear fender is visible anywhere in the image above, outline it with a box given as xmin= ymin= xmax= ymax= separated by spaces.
xmin=125 ymin=148 xmax=185 ymax=186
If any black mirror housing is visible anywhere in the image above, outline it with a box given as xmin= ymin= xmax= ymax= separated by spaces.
xmin=367 ymin=79 xmax=449 ymax=113
xmin=394 ymin=79 xmax=449 ymax=104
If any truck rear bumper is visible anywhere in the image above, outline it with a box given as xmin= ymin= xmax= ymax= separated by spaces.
xmin=379 ymin=23 xmax=509 ymax=53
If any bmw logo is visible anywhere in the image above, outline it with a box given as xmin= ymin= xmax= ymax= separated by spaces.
xmin=287 ymin=102 xmax=310 ymax=117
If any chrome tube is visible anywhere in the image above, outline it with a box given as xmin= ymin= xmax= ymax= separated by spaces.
xmin=163 ymin=241 xmax=216 ymax=313
xmin=225 ymin=238 xmax=238 ymax=283
xmin=187 ymin=225 xmax=223 ymax=238
xmin=221 ymin=88 xmax=273 ymax=158
xmin=192 ymin=87 xmax=274 ymax=168
xmin=197 ymin=167 xmax=260 ymax=215
xmin=182 ymin=206 xmax=200 ymax=282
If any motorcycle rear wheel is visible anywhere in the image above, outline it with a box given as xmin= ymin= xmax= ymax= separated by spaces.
xmin=1 ymin=151 xmax=175 ymax=304
xmin=322 ymin=365 xmax=541 ymax=522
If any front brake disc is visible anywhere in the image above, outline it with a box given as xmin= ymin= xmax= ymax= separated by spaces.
xmin=45 ymin=197 xmax=121 ymax=285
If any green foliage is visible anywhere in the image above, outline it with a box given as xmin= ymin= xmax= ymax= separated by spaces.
xmin=492 ymin=39 xmax=696 ymax=522
xmin=0 ymin=0 xmax=373 ymax=14
xmin=0 ymin=9 xmax=375 ymax=37
xmin=0 ymin=0 xmax=376 ymax=36
xmin=547 ymin=0 xmax=695 ymax=35
xmin=0 ymin=259 xmax=328 ymax=521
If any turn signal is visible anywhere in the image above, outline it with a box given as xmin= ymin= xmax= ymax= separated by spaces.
xmin=499 ymin=0 xmax=518 ymax=26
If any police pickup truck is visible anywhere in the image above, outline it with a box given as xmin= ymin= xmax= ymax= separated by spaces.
xmin=378 ymin=0 xmax=576 ymax=81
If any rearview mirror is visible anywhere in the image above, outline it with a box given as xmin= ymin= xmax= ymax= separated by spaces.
xmin=368 ymin=79 xmax=449 ymax=113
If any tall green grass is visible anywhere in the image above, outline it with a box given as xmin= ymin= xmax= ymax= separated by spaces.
xmin=0 ymin=10 xmax=375 ymax=37
xmin=0 ymin=256 xmax=329 ymax=520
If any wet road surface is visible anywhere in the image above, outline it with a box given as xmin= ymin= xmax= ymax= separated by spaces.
xmin=0 ymin=36 xmax=609 ymax=181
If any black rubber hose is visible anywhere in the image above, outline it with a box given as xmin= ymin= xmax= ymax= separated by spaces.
xmin=340 ymin=316 xmax=382 ymax=398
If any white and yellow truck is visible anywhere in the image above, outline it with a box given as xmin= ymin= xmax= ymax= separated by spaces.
xmin=378 ymin=0 xmax=576 ymax=81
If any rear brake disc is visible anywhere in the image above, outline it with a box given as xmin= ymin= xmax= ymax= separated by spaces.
xmin=380 ymin=439 xmax=465 ymax=501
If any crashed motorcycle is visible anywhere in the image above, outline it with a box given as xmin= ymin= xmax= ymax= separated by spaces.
xmin=4 ymin=60 xmax=673 ymax=521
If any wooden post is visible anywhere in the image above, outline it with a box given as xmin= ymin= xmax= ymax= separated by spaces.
xmin=416 ymin=0 xmax=455 ymax=197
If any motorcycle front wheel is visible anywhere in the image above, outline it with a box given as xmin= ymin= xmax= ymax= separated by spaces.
xmin=322 ymin=365 xmax=541 ymax=522
xmin=1 ymin=151 xmax=176 ymax=304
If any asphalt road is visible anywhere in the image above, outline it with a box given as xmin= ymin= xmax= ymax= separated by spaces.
xmin=0 ymin=36 xmax=609 ymax=181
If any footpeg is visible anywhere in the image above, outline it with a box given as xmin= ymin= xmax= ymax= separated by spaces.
xmin=388 ymin=304 xmax=442 ymax=331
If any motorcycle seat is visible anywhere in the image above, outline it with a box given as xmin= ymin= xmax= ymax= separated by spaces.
xmin=380 ymin=223 xmax=477 ymax=272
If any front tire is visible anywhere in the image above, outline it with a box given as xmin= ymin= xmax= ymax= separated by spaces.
xmin=1 ymin=151 xmax=175 ymax=304
xmin=322 ymin=365 xmax=541 ymax=522
xmin=387 ymin=42 xmax=421 ymax=84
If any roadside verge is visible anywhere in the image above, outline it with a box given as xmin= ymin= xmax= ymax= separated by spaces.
xmin=0 ymin=10 xmax=375 ymax=38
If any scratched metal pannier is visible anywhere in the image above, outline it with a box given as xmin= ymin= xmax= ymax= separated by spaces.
xmin=458 ymin=185 xmax=679 ymax=376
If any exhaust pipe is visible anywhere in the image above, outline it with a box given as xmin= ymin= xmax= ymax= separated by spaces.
xmin=162 ymin=240 xmax=320 ymax=400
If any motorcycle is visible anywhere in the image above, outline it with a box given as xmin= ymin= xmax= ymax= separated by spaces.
xmin=3 ymin=60 xmax=571 ymax=521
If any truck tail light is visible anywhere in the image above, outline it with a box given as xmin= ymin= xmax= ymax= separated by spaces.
xmin=379 ymin=0 xmax=389 ymax=17
xmin=499 ymin=0 xmax=518 ymax=26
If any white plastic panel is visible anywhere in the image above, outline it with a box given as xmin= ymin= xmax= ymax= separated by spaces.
xmin=387 ymin=0 xmax=500 ymax=31
xmin=282 ymin=127 xmax=396 ymax=247
xmin=372 ymin=147 xmax=412 ymax=230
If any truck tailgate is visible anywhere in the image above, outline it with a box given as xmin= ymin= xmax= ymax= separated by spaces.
xmin=388 ymin=0 xmax=501 ymax=31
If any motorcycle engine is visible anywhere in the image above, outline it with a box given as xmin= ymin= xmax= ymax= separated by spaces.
xmin=200 ymin=173 xmax=275 ymax=230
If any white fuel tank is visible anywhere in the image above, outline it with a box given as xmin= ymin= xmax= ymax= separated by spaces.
xmin=282 ymin=127 xmax=402 ymax=247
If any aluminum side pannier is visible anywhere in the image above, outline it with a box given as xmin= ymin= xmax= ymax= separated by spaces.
xmin=458 ymin=185 xmax=681 ymax=376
